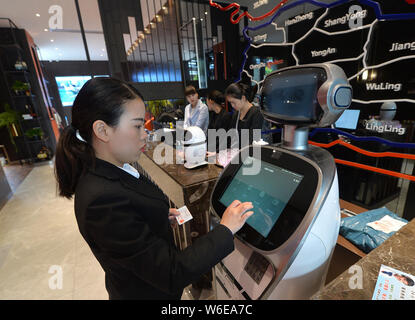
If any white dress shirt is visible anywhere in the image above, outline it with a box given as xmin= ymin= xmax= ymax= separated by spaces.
xmin=119 ymin=163 xmax=140 ymax=179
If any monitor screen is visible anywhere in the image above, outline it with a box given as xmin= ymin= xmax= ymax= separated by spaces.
xmin=261 ymin=67 xmax=326 ymax=122
xmin=219 ymin=157 xmax=303 ymax=238
xmin=55 ymin=76 xmax=91 ymax=107
xmin=335 ymin=109 xmax=360 ymax=130
xmin=251 ymin=56 xmax=284 ymax=82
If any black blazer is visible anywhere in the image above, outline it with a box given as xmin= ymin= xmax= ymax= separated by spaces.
xmin=228 ymin=106 xmax=264 ymax=149
xmin=74 ymin=157 xmax=234 ymax=300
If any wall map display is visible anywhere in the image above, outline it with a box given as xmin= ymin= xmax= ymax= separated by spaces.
xmin=226 ymin=0 xmax=415 ymax=105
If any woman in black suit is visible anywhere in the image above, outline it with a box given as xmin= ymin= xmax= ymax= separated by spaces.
xmin=54 ymin=78 xmax=254 ymax=300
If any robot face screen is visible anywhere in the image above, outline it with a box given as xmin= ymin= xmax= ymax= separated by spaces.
xmin=261 ymin=67 xmax=327 ymax=123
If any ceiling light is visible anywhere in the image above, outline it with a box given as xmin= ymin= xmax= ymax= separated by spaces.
xmin=50 ymin=39 xmax=54 ymax=42
xmin=36 ymin=13 xmax=40 ymax=17
xmin=44 ymin=28 xmax=48 ymax=32
xmin=102 ymin=48 xmax=105 ymax=51
xmin=205 ymin=12 xmax=208 ymax=15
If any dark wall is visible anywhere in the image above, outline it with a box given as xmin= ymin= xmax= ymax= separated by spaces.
xmin=41 ymin=60 xmax=110 ymax=124
xmin=98 ymin=0 xmax=143 ymax=80
xmin=131 ymin=81 xmax=188 ymax=101
xmin=208 ymin=3 xmax=247 ymax=82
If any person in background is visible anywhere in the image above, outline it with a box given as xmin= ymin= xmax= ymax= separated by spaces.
xmin=225 ymin=82 xmax=264 ymax=149
xmin=183 ymin=85 xmax=209 ymax=135
xmin=206 ymin=90 xmax=232 ymax=154
xmin=206 ymin=90 xmax=231 ymax=131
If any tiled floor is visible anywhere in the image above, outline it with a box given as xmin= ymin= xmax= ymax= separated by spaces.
xmin=0 ymin=160 xmax=197 ymax=300
xmin=0 ymin=161 xmax=108 ymax=300
xmin=2 ymin=163 xmax=34 ymax=193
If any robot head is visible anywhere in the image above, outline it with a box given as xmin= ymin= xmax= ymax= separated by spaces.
xmin=260 ymin=63 xmax=352 ymax=127
xmin=182 ymin=126 xmax=207 ymax=166
xmin=380 ymin=101 xmax=397 ymax=121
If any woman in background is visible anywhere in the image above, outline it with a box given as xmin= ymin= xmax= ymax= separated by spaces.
xmin=183 ymin=85 xmax=209 ymax=136
xmin=206 ymin=90 xmax=232 ymax=154
xmin=207 ymin=90 xmax=231 ymax=131
xmin=225 ymin=82 xmax=264 ymax=149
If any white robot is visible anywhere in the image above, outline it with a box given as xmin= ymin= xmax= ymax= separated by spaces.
xmin=210 ymin=63 xmax=352 ymax=300
xmin=182 ymin=126 xmax=208 ymax=169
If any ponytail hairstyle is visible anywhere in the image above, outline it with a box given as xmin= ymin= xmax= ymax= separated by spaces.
xmin=54 ymin=77 xmax=143 ymax=199
xmin=207 ymin=90 xmax=225 ymax=107
xmin=225 ymin=81 xmax=258 ymax=103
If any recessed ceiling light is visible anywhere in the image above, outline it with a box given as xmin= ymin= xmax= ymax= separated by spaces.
xmin=100 ymin=54 xmax=104 ymax=57
xmin=102 ymin=48 xmax=105 ymax=51
xmin=55 ymin=47 xmax=58 ymax=50
xmin=36 ymin=13 xmax=40 ymax=17
xmin=44 ymin=28 xmax=48 ymax=32
xmin=50 ymin=39 xmax=54 ymax=42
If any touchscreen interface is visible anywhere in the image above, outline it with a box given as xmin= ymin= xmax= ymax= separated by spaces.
xmin=219 ymin=157 xmax=303 ymax=237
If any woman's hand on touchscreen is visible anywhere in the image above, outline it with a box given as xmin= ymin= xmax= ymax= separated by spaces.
xmin=220 ymin=200 xmax=254 ymax=235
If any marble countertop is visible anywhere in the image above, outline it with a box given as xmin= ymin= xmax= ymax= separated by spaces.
xmin=142 ymin=141 xmax=223 ymax=188
xmin=312 ymin=218 xmax=415 ymax=300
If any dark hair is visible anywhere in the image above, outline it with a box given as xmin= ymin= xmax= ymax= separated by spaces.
xmin=225 ymin=81 xmax=258 ymax=103
xmin=54 ymin=77 xmax=143 ymax=199
xmin=184 ymin=85 xmax=197 ymax=97
xmin=207 ymin=90 xmax=225 ymax=106
xmin=401 ymin=275 xmax=415 ymax=286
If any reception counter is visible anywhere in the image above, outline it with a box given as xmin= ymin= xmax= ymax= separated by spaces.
xmin=312 ymin=218 xmax=415 ymax=300
xmin=133 ymin=141 xmax=222 ymax=246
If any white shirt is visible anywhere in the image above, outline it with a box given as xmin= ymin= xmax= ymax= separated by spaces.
xmin=119 ymin=163 xmax=140 ymax=179
xmin=184 ymin=99 xmax=209 ymax=135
